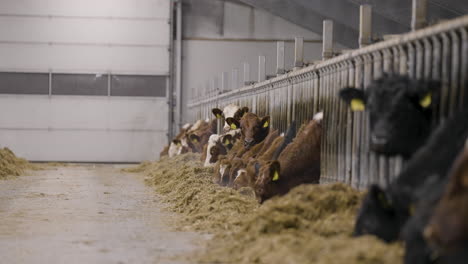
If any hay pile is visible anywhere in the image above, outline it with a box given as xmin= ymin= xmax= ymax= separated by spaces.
xmin=130 ymin=153 xmax=403 ymax=264
xmin=131 ymin=153 xmax=258 ymax=232
xmin=0 ymin=147 xmax=33 ymax=178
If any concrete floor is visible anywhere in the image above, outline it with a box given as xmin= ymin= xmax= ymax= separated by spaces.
xmin=0 ymin=164 xmax=201 ymax=264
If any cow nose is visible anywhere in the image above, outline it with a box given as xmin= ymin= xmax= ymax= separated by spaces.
xmin=371 ymin=134 xmax=388 ymax=146
xmin=244 ymin=138 xmax=254 ymax=147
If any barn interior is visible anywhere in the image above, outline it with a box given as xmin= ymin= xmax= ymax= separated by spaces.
xmin=0 ymin=1 xmax=468 ymax=263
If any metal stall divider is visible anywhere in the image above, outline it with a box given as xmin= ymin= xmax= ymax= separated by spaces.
xmin=187 ymin=17 xmax=468 ymax=189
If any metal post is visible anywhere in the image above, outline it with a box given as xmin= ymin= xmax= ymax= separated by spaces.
xmin=276 ymin=41 xmax=285 ymax=75
xmin=221 ymin=71 xmax=229 ymax=92
xmin=412 ymin=0 xmax=427 ymax=30
xmin=48 ymin=70 xmax=52 ymax=97
xmin=243 ymin=62 xmax=251 ymax=85
xmin=322 ymin=20 xmax=334 ymax=60
xmin=205 ymin=80 xmax=210 ymax=98
xmin=211 ymin=78 xmax=217 ymax=96
xmin=175 ymin=0 xmax=183 ymax=130
xmin=107 ymin=72 xmax=111 ymax=96
xmin=191 ymin=87 xmax=196 ymax=101
xmin=359 ymin=5 xmax=372 ymax=48
xmin=232 ymin=68 xmax=239 ymax=90
xmin=294 ymin=37 xmax=304 ymax=69
xmin=258 ymin=55 xmax=266 ymax=82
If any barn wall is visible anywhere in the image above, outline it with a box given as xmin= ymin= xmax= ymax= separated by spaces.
xmin=0 ymin=0 xmax=171 ymax=162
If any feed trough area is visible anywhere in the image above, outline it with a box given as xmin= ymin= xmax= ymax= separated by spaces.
xmin=1 ymin=1 xmax=468 ymax=263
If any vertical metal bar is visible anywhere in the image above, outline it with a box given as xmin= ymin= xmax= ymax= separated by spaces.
xmin=411 ymin=0 xmax=427 ymax=31
xmin=440 ymin=33 xmax=451 ymax=119
xmin=423 ymin=38 xmax=432 ymax=79
xmin=48 ymin=70 xmax=52 ymax=97
xmin=460 ymin=29 xmax=468 ymax=108
xmin=346 ymin=61 xmax=355 ymax=185
xmin=415 ymin=40 xmax=424 ymax=79
xmin=351 ymin=56 xmax=363 ymax=189
xmin=258 ymin=55 xmax=266 ymax=82
xmin=408 ymin=43 xmax=416 ymax=78
xmin=221 ymin=72 xmax=229 ymax=93
xmin=243 ymin=62 xmax=251 ymax=85
xmin=363 ymin=54 xmax=374 ymax=188
xmin=175 ymin=0 xmax=183 ymax=130
xmin=449 ymin=31 xmax=460 ymax=116
xmin=322 ymin=20 xmax=334 ymax=60
xmin=359 ymin=5 xmax=372 ymax=48
xmin=294 ymin=37 xmax=304 ymax=69
xmin=167 ymin=0 xmax=175 ymax=142
xmin=232 ymin=68 xmax=239 ymax=90
xmin=107 ymin=73 xmax=111 ymax=97
xmin=277 ymin=41 xmax=285 ymax=75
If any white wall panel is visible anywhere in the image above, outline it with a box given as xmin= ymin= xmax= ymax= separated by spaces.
xmin=0 ymin=95 xmax=167 ymax=162
xmin=0 ymin=0 xmax=169 ymax=18
xmin=0 ymin=44 xmax=169 ymax=74
xmin=0 ymin=17 xmax=169 ymax=45
xmin=0 ymin=130 xmax=165 ymax=162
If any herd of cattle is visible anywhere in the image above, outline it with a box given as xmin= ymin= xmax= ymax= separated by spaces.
xmin=160 ymin=74 xmax=468 ymax=263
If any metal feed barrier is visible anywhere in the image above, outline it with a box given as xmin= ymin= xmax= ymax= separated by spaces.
xmin=187 ymin=13 xmax=468 ymax=190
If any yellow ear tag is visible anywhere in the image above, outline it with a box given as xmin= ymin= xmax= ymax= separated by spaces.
xmin=378 ymin=193 xmax=391 ymax=209
xmin=192 ymin=138 xmax=198 ymax=143
xmin=224 ymin=139 xmax=230 ymax=145
xmin=263 ymin=121 xmax=269 ymax=128
xmin=216 ymin=114 xmax=222 ymax=119
xmin=230 ymin=123 xmax=237 ymax=130
xmin=272 ymin=170 xmax=279 ymax=181
xmin=409 ymin=204 xmax=415 ymax=215
xmin=420 ymin=93 xmax=432 ymax=108
xmin=350 ymin=99 xmax=365 ymax=111
xmin=177 ymin=143 xmax=181 ymax=146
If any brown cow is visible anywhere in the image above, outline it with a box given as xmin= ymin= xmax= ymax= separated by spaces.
xmin=424 ymin=145 xmax=468 ymax=254
xmin=233 ymin=134 xmax=284 ymax=190
xmin=213 ymin=127 xmax=278 ymax=186
xmin=187 ymin=119 xmax=217 ymax=153
xmin=254 ymin=112 xmax=323 ymax=203
xmin=226 ymin=112 xmax=270 ymax=150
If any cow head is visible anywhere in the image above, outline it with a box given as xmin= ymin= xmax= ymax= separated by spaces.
xmin=226 ymin=113 xmax=270 ymax=149
xmin=353 ymin=184 xmax=401 ymax=242
xmin=339 ymin=75 xmax=439 ymax=158
xmin=212 ymin=105 xmax=249 ymax=132
xmin=254 ymin=160 xmax=281 ymax=203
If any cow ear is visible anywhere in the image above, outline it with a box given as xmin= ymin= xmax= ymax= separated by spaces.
xmin=226 ymin=117 xmax=240 ymax=130
xmin=369 ymin=184 xmax=392 ymax=209
xmin=270 ymin=161 xmax=281 ymax=181
xmin=172 ymin=139 xmax=181 ymax=146
xmin=261 ymin=116 xmax=270 ymax=129
xmin=339 ymin=87 xmax=366 ymax=112
xmin=222 ymin=134 xmax=233 ymax=145
xmin=212 ymin=108 xmax=223 ymax=119
xmin=419 ymin=92 xmax=432 ymax=108
xmin=410 ymin=79 xmax=440 ymax=109
xmin=240 ymin=107 xmax=249 ymax=116
xmin=189 ymin=134 xmax=200 ymax=144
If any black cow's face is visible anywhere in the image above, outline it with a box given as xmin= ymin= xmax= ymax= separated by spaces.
xmin=339 ymin=75 xmax=439 ymax=158
xmin=353 ymin=185 xmax=400 ymax=242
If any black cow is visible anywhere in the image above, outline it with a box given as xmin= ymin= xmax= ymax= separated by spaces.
xmin=339 ymin=74 xmax=440 ymax=159
xmin=353 ymin=103 xmax=468 ymax=244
